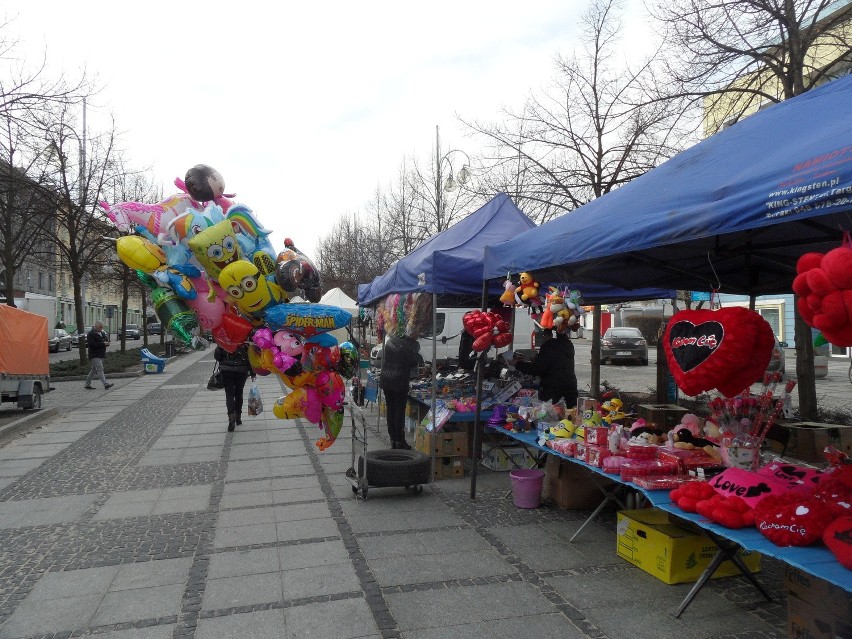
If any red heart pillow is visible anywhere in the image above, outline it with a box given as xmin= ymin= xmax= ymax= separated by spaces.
xmin=754 ymin=493 xmax=834 ymax=546
xmin=823 ymin=516 xmax=852 ymax=569
xmin=664 ymin=307 xmax=775 ymax=397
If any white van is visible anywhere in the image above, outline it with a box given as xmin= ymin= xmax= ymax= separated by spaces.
xmin=370 ymin=308 xmax=537 ymax=366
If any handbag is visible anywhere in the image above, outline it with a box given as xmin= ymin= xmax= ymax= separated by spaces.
xmin=247 ymin=383 xmax=263 ymax=416
xmin=207 ymin=363 xmax=224 ymax=391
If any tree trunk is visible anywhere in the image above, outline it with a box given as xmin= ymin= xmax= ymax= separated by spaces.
xmin=793 ymin=301 xmax=817 ymax=420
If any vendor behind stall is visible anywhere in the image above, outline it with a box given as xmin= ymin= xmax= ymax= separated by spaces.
xmin=379 ymin=334 xmax=421 ymax=449
xmin=511 ymin=329 xmax=577 ymax=406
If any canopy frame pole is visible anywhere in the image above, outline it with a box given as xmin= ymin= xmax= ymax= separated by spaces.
xmin=469 ymin=280 xmax=488 ymax=499
xmin=431 ymin=292 xmax=438 ymax=482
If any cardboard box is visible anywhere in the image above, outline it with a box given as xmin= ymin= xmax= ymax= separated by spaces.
xmin=637 ymin=404 xmax=689 ymax=431
xmin=784 ymin=566 xmax=852 ymax=638
xmin=543 ymin=456 xmax=608 ymax=509
xmin=481 ymin=445 xmax=535 ymax=471
xmin=432 ymin=455 xmax=465 ymax=480
xmin=787 ymin=594 xmax=852 ymax=639
xmin=772 ymin=422 xmax=852 ymax=462
xmin=415 ymin=428 xmax=468 ymax=457
xmin=482 ymin=381 xmax=522 ymax=408
xmin=616 ymin=509 xmax=761 ymax=585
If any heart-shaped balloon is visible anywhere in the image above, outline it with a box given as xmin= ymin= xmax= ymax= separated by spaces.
xmin=663 ymin=307 xmax=775 ymax=397
xmin=212 ymin=311 xmax=254 ymax=352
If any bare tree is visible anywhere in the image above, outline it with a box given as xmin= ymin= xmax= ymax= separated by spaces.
xmin=100 ymin=164 xmax=160 ymax=349
xmin=0 ymin=25 xmax=89 ymax=306
xmin=39 ymin=102 xmax=124 ymax=362
xmin=465 ymin=0 xmax=689 ymax=225
xmin=649 ymin=0 xmax=852 ymax=419
xmin=648 ymin=0 xmax=852 ymax=131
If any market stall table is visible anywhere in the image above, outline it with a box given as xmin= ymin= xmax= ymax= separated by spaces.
xmin=485 ymin=425 xmax=852 ymax=617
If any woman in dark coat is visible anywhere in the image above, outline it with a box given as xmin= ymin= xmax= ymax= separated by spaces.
xmin=379 ymin=335 xmax=420 ymax=449
xmin=214 ymin=343 xmax=256 ymax=431
xmin=513 ymin=330 xmax=578 ymax=406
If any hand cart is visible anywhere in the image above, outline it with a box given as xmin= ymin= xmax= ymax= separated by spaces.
xmin=345 ymin=400 xmax=431 ymax=500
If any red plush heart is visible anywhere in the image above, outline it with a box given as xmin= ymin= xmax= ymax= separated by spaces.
xmin=754 ymin=493 xmax=834 ymax=546
xmin=823 ymin=516 xmax=852 ymax=569
xmin=663 ymin=307 xmax=775 ymax=397
xmin=793 ymin=234 xmax=852 ymax=347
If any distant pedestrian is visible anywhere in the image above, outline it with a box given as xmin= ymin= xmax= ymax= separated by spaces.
xmin=379 ymin=334 xmax=420 ymax=449
xmin=511 ymin=329 xmax=577 ymax=406
xmin=214 ymin=343 xmax=256 ymax=432
xmin=84 ymin=321 xmax=113 ymax=390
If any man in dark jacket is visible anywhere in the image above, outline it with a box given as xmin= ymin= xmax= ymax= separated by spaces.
xmin=84 ymin=321 xmax=113 ymax=390
xmin=513 ymin=330 xmax=577 ymax=406
xmin=379 ymin=335 xmax=420 ymax=449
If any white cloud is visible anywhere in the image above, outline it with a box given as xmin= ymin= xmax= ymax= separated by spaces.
xmin=4 ymin=0 xmax=650 ymax=259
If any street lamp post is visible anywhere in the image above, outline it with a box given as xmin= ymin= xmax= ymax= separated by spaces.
xmin=434 ymin=124 xmax=472 ymax=232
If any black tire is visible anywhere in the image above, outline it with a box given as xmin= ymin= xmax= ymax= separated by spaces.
xmin=358 ymin=449 xmax=431 ymax=488
xmin=640 ymin=358 xmax=649 ymax=366
xmin=25 ymin=386 xmax=42 ymax=410
xmin=66 ymin=342 xmax=72 ymax=352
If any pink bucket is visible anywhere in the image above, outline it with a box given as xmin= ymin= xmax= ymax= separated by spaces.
xmin=510 ymin=468 xmax=545 ymax=509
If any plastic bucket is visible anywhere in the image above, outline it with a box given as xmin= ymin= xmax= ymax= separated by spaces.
xmin=509 ymin=468 xmax=545 ymax=509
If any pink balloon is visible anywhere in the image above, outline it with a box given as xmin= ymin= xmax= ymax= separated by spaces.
xmin=186 ymin=276 xmax=227 ymax=331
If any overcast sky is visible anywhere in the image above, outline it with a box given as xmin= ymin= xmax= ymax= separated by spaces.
xmin=4 ymin=1 xmax=649 ymax=259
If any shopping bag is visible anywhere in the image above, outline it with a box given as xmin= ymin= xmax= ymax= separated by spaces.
xmin=247 ymin=384 xmax=264 ymax=416
xmin=207 ymin=363 xmax=224 ymax=391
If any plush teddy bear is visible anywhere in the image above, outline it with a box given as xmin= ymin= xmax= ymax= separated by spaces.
xmin=515 ymin=272 xmax=543 ymax=314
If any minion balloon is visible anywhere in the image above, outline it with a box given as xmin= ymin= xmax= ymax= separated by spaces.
xmin=219 ymin=260 xmax=288 ymax=319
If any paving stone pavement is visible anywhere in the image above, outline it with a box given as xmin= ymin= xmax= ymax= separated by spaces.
xmin=0 ymin=350 xmax=790 ymax=639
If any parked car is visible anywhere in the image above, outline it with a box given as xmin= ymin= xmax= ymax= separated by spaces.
xmin=600 ymin=326 xmax=648 ymax=365
xmin=147 ymin=322 xmax=162 ymax=336
xmin=123 ymin=324 xmax=141 ymax=340
xmin=48 ymin=328 xmax=74 ymax=352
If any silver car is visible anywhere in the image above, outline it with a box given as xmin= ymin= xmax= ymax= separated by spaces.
xmin=601 ymin=326 xmax=648 ymax=365
xmin=48 ymin=329 xmax=74 ymax=352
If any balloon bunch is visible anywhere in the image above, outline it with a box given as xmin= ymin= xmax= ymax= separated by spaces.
xmin=107 ymin=164 xmax=353 ymax=450
xmin=462 ymin=310 xmax=512 ymax=353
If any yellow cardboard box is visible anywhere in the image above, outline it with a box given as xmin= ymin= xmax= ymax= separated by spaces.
xmin=616 ymin=509 xmax=760 ymax=585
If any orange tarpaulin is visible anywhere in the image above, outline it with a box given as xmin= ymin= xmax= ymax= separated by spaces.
xmin=0 ymin=304 xmax=49 ymax=376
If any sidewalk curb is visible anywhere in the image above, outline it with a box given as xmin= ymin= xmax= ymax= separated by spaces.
xmin=0 ymin=408 xmax=58 ymax=444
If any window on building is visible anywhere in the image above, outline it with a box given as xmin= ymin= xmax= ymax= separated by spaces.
xmin=757 ymin=307 xmax=782 ymax=340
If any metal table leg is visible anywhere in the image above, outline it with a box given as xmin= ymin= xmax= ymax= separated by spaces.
xmin=673 ymin=533 xmax=771 ymax=618
xmin=569 ymin=480 xmax=630 ymax=542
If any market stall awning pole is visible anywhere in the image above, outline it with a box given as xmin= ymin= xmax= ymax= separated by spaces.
xmin=590 ymin=305 xmax=601 ymax=398
xmin=431 ymin=292 xmax=438 ymax=483
xmin=469 ymin=280 xmax=488 ymax=500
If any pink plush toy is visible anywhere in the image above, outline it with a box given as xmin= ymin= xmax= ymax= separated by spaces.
xmin=679 ymin=414 xmax=703 ymax=438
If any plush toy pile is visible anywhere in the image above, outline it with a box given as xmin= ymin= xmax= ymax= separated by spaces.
xmin=668 ymin=457 xmax=852 ymax=568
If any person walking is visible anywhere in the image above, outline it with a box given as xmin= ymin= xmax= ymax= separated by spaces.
xmin=214 ymin=343 xmax=256 ymax=432
xmin=84 ymin=321 xmax=114 ymax=390
xmin=379 ymin=334 xmax=420 ymax=449
xmin=512 ymin=329 xmax=578 ymax=406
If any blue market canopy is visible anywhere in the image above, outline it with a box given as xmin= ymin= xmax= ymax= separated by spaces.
xmin=483 ymin=74 xmax=852 ymax=296
xmin=359 ymin=193 xmax=673 ymax=306
xmin=358 ymin=194 xmax=534 ymax=306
